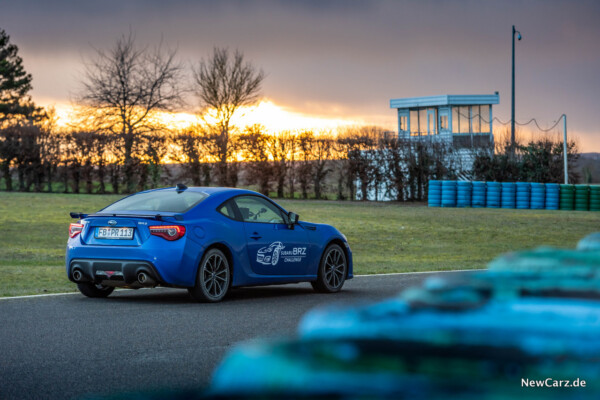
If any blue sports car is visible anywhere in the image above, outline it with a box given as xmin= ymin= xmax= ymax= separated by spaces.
xmin=66 ymin=185 xmax=353 ymax=302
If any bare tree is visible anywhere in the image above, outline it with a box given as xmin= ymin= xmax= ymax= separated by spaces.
xmin=286 ymin=133 xmax=298 ymax=198
xmin=311 ymin=133 xmax=334 ymax=200
xmin=381 ymin=137 xmax=408 ymax=201
xmin=92 ymin=132 xmax=110 ymax=194
xmin=193 ymin=47 xmax=264 ymax=186
xmin=297 ymin=130 xmax=314 ymax=199
xmin=238 ymin=124 xmax=272 ymax=195
xmin=13 ymin=125 xmax=40 ymax=191
xmin=77 ymin=32 xmax=183 ymax=192
xmin=0 ymin=126 xmax=19 ymax=190
xmin=339 ymin=127 xmax=378 ymax=201
xmin=36 ymin=108 xmax=61 ymax=192
xmin=140 ymin=131 xmax=170 ymax=190
xmin=266 ymin=131 xmax=295 ymax=198
xmin=171 ymin=126 xmax=211 ymax=186
xmin=171 ymin=130 xmax=198 ymax=185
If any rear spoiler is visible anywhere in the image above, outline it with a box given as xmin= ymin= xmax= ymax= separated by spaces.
xmin=70 ymin=212 xmax=88 ymax=219
xmin=69 ymin=212 xmax=183 ymax=221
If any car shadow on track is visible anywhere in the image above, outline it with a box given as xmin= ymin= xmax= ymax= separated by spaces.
xmin=99 ymin=284 xmax=356 ymax=305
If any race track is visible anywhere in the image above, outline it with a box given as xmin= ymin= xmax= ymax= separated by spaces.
xmin=0 ymin=272 xmax=469 ymax=399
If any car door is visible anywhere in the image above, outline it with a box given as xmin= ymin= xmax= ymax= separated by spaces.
xmin=233 ymin=195 xmax=311 ymax=276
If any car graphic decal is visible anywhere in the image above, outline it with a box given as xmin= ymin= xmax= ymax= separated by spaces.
xmin=256 ymin=241 xmax=308 ymax=266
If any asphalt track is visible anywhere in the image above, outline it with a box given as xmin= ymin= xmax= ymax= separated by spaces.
xmin=0 ymin=271 xmax=470 ymax=400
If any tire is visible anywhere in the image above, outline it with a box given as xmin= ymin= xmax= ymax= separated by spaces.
xmin=311 ymin=244 xmax=347 ymax=293
xmin=77 ymin=283 xmax=114 ymax=298
xmin=188 ymin=248 xmax=231 ymax=303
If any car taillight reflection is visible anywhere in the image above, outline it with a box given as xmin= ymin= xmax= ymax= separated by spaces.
xmin=149 ymin=225 xmax=186 ymax=241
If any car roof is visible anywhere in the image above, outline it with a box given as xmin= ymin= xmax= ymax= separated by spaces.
xmin=140 ymin=186 xmax=275 ymax=209
xmin=142 ymin=186 xmax=258 ymax=196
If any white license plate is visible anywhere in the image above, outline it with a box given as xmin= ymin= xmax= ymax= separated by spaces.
xmin=95 ymin=227 xmax=134 ymax=240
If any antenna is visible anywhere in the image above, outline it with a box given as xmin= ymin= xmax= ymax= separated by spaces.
xmin=175 ymin=183 xmax=188 ymax=192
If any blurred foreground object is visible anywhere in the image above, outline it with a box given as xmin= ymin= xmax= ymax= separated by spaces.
xmin=209 ymin=234 xmax=600 ymax=400
xmin=577 ymin=232 xmax=600 ymax=251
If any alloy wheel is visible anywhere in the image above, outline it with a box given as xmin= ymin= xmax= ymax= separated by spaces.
xmin=324 ymin=247 xmax=346 ymax=290
xmin=201 ymin=252 xmax=229 ymax=300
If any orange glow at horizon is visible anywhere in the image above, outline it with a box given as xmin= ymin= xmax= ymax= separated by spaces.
xmin=46 ymin=99 xmax=373 ymax=134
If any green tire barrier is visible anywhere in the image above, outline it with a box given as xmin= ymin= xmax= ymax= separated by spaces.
xmin=559 ymin=184 xmax=575 ymax=210
xmin=575 ymin=184 xmax=590 ymax=211
xmin=590 ymin=185 xmax=600 ymax=211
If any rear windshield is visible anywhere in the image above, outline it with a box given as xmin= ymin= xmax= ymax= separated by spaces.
xmin=100 ymin=190 xmax=208 ymax=213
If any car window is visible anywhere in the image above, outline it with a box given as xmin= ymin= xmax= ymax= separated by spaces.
xmin=101 ymin=190 xmax=208 ymax=213
xmin=217 ymin=200 xmax=237 ymax=219
xmin=234 ymin=196 xmax=285 ymax=224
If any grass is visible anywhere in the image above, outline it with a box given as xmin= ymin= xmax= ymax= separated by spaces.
xmin=1 ymin=192 xmax=599 ymax=296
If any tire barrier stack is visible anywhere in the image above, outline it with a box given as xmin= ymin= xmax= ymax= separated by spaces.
xmin=500 ymin=182 xmax=516 ymax=209
xmin=545 ymin=183 xmax=560 ymax=210
xmin=592 ymin=186 xmax=600 ymax=212
xmin=485 ymin=182 xmax=501 ymax=208
xmin=427 ymin=180 xmax=442 ymax=207
xmin=208 ymin=232 xmax=600 ymax=400
xmin=515 ymin=182 xmax=531 ymax=209
xmin=427 ymin=181 xmax=599 ymax=211
xmin=441 ymin=180 xmax=457 ymax=208
xmin=471 ymin=181 xmax=486 ymax=208
xmin=575 ymin=185 xmax=590 ymax=211
xmin=456 ymin=181 xmax=472 ymax=208
xmin=529 ymin=183 xmax=545 ymax=209
xmin=560 ymin=184 xmax=575 ymax=210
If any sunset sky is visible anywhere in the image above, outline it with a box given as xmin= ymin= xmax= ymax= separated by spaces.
xmin=2 ymin=0 xmax=599 ymax=151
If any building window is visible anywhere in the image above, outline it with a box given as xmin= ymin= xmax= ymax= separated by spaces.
xmin=459 ymin=106 xmax=470 ymax=134
xmin=419 ymin=109 xmax=427 ymax=135
xmin=427 ymin=109 xmax=437 ymax=135
xmin=452 ymin=106 xmax=476 ymax=134
xmin=410 ymin=109 xmax=420 ymax=136
xmin=480 ymin=105 xmax=490 ymax=132
xmin=472 ymin=105 xmax=481 ymax=133
xmin=452 ymin=107 xmax=459 ymax=133
xmin=399 ymin=115 xmax=407 ymax=132
xmin=439 ymin=114 xmax=448 ymax=131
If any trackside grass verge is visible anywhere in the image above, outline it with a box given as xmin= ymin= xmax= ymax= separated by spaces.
xmin=1 ymin=192 xmax=599 ymax=296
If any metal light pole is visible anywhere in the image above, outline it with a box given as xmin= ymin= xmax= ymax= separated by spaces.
xmin=511 ymin=25 xmax=522 ymax=154
xmin=563 ymin=114 xmax=568 ymax=184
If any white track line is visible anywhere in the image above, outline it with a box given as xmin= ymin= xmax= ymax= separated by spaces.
xmin=0 ymin=270 xmax=485 ymax=301
xmin=0 ymin=286 xmax=169 ymax=301
xmin=0 ymin=292 xmax=80 ymax=300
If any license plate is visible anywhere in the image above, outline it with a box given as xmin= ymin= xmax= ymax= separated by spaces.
xmin=95 ymin=227 xmax=134 ymax=240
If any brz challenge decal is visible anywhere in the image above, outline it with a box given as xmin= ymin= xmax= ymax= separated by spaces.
xmin=256 ymin=241 xmax=307 ymax=266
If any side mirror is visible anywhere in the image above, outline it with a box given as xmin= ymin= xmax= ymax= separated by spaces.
xmin=288 ymin=212 xmax=300 ymax=229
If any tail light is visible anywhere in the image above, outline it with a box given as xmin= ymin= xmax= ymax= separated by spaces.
xmin=149 ymin=225 xmax=186 ymax=241
xmin=69 ymin=223 xmax=84 ymax=238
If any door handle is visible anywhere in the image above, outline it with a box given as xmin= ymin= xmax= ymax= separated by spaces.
xmin=250 ymin=232 xmax=262 ymax=240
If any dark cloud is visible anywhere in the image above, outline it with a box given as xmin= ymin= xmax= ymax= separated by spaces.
xmin=1 ymin=0 xmax=599 ymax=149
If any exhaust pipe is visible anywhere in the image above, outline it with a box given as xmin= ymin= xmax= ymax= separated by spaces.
xmin=72 ymin=269 xmax=83 ymax=282
xmin=137 ymin=271 xmax=156 ymax=287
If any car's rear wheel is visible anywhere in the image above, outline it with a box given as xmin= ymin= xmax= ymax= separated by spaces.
xmin=188 ymin=248 xmax=231 ymax=303
xmin=77 ymin=283 xmax=114 ymax=298
xmin=311 ymin=244 xmax=347 ymax=293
